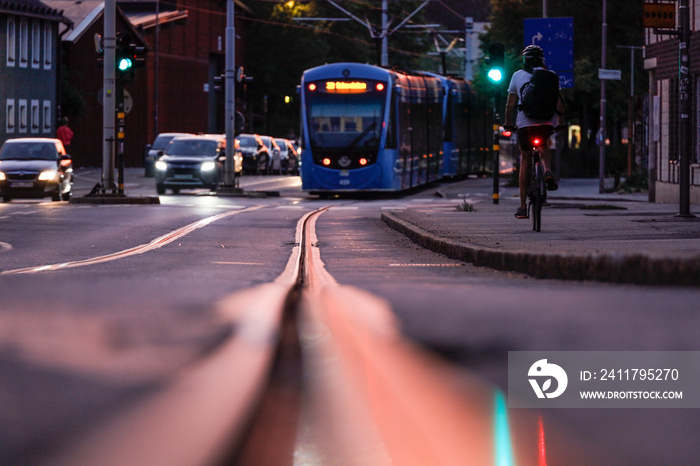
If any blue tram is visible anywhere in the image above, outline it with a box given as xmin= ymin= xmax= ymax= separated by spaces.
xmin=299 ymin=62 xmax=490 ymax=193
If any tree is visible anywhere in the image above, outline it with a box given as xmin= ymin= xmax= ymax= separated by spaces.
xmin=482 ymin=0 xmax=646 ymax=175
xmin=241 ymin=0 xmax=436 ymax=136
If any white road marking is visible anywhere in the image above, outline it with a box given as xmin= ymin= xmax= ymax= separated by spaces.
xmin=0 ymin=205 xmax=267 ymax=275
xmin=212 ymin=262 xmax=265 ymax=266
xmin=389 ymin=263 xmax=463 ymax=267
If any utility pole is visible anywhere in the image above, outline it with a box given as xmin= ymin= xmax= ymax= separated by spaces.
xmin=223 ymin=0 xmax=237 ymax=188
xmin=102 ymin=0 xmax=116 ymax=193
xmin=617 ymin=45 xmax=644 ymax=178
xmin=677 ymin=0 xmax=693 ymax=217
xmin=599 ymin=0 xmax=607 ymax=193
xmin=324 ymin=0 xmax=430 ymax=67
xmin=465 ymin=17 xmax=474 ymax=81
xmin=381 ymin=0 xmax=388 ymax=66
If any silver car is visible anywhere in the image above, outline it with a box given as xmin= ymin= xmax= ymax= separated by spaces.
xmin=0 ymin=138 xmax=73 ymax=202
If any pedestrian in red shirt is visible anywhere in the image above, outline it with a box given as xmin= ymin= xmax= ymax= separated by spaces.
xmin=56 ymin=117 xmax=73 ymax=148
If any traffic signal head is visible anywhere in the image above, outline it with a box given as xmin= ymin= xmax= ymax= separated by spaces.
xmin=117 ymin=55 xmax=134 ymax=72
xmin=487 ymin=43 xmax=505 ymax=84
xmin=115 ymin=33 xmax=134 ymax=75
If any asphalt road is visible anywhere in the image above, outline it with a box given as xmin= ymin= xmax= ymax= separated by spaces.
xmin=0 ymin=169 xmax=698 ymax=464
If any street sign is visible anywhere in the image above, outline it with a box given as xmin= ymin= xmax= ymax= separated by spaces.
xmin=643 ymin=2 xmax=675 ymax=28
xmin=523 ymin=17 xmax=574 ymax=88
xmin=97 ymin=88 xmax=133 ymax=113
xmin=598 ymin=69 xmax=622 ymax=80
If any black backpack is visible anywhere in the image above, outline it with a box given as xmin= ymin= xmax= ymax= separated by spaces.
xmin=519 ymin=68 xmax=562 ymax=121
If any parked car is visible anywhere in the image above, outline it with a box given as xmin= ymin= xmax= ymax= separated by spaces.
xmin=236 ymin=133 xmax=270 ymax=175
xmin=259 ymin=136 xmax=281 ymax=174
xmin=144 ymin=132 xmax=194 ymax=177
xmin=154 ymin=135 xmax=231 ymax=194
xmin=0 ymin=138 xmax=73 ymax=202
xmin=274 ymin=138 xmax=299 ymax=175
xmin=198 ymin=134 xmax=243 ymax=177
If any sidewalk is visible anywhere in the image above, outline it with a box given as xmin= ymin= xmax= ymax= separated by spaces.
xmin=383 ymin=178 xmax=700 ymax=286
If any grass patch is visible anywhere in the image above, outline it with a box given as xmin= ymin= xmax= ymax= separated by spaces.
xmin=580 ymin=204 xmax=628 ymax=210
xmin=456 ymin=197 xmax=476 ymax=212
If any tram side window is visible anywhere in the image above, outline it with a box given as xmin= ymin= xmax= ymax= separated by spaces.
xmin=385 ymin=92 xmax=396 ymax=149
xmin=454 ymin=101 xmax=469 ymax=148
xmin=445 ymin=95 xmax=454 ymax=143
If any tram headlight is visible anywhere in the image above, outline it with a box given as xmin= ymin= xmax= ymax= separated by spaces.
xmin=359 ymin=158 xmax=368 ymax=166
xmin=322 ymin=158 xmax=331 ymax=166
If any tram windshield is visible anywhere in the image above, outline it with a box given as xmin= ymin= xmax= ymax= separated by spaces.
xmin=305 ymin=82 xmax=385 ymax=150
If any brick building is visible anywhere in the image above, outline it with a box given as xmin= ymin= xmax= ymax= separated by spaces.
xmin=644 ymin=3 xmax=700 ymax=204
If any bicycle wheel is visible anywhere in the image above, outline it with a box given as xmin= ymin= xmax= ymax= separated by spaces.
xmin=532 ymin=161 xmax=544 ymax=232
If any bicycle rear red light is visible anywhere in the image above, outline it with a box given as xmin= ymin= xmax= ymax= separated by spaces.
xmin=533 ymin=137 xmax=541 ymax=146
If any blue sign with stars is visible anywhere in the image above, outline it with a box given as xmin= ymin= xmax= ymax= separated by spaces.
xmin=523 ymin=17 xmax=574 ymax=88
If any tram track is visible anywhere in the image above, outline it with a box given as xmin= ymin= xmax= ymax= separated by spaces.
xmin=48 ymin=207 xmax=328 ymax=465
xmin=49 ymin=204 xmax=600 ymax=466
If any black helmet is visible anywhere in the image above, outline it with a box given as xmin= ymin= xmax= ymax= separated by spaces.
xmin=522 ymin=45 xmax=544 ymax=59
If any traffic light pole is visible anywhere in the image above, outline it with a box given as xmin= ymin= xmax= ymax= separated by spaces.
xmin=116 ymin=82 xmax=125 ymax=195
xmin=222 ymin=0 xmax=238 ymax=189
xmin=486 ymin=43 xmax=505 ymax=204
xmin=493 ymin=92 xmax=500 ymax=204
xmin=101 ymin=0 xmax=116 ymax=193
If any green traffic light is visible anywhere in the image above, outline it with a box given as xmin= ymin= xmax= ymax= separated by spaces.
xmin=118 ymin=57 xmax=133 ymax=71
xmin=488 ymin=68 xmax=503 ymax=82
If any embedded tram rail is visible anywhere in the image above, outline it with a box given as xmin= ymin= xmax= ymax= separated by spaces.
xmin=49 ymin=206 xmax=610 ymax=466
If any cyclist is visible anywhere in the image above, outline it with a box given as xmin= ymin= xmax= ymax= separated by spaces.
xmin=504 ymin=45 xmax=565 ymax=219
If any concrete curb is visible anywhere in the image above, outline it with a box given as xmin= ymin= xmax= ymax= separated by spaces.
xmin=381 ymin=212 xmax=700 ymax=287
xmin=70 ymin=196 xmax=160 ymax=205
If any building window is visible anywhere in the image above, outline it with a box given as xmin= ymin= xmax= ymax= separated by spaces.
xmin=32 ymin=21 xmax=41 ymax=69
xmin=31 ymin=100 xmax=40 ymax=133
xmin=19 ymin=19 xmax=29 ymax=67
xmin=6 ymin=100 xmax=16 ymax=133
xmin=44 ymin=23 xmax=53 ymax=69
xmin=43 ymin=100 xmax=52 ymax=133
xmin=7 ymin=17 xmax=16 ymax=67
xmin=19 ymin=100 xmax=28 ymax=133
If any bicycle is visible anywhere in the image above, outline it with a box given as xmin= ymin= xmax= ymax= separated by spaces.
xmin=527 ymin=128 xmax=552 ymax=231
xmin=505 ymin=125 xmax=566 ymax=232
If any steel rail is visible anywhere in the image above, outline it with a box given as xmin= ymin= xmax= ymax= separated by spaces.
xmin=47 ymin=206 xmax=329 ymax=466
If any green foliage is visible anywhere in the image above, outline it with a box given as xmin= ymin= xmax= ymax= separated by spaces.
xmin=456 ymin=196 xmax=476 ymax=211
xmin=60 ymin=62 xmax=86 ymax=121
xmin=482 ymin=0 xmax=647 ymax=175
xmin=242 ymin=0 xmax=436 ymax=136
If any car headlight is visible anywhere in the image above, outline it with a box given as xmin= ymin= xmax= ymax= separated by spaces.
xmin=155 ymin=160 xmax=168 ymax=171
xmin=200 ymin=161 xmax=216 ymax=171
xmin=38 ymin=170 xmax=58 ymax=181
xmin=0 ymin=172 xmax=5 ymax=181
